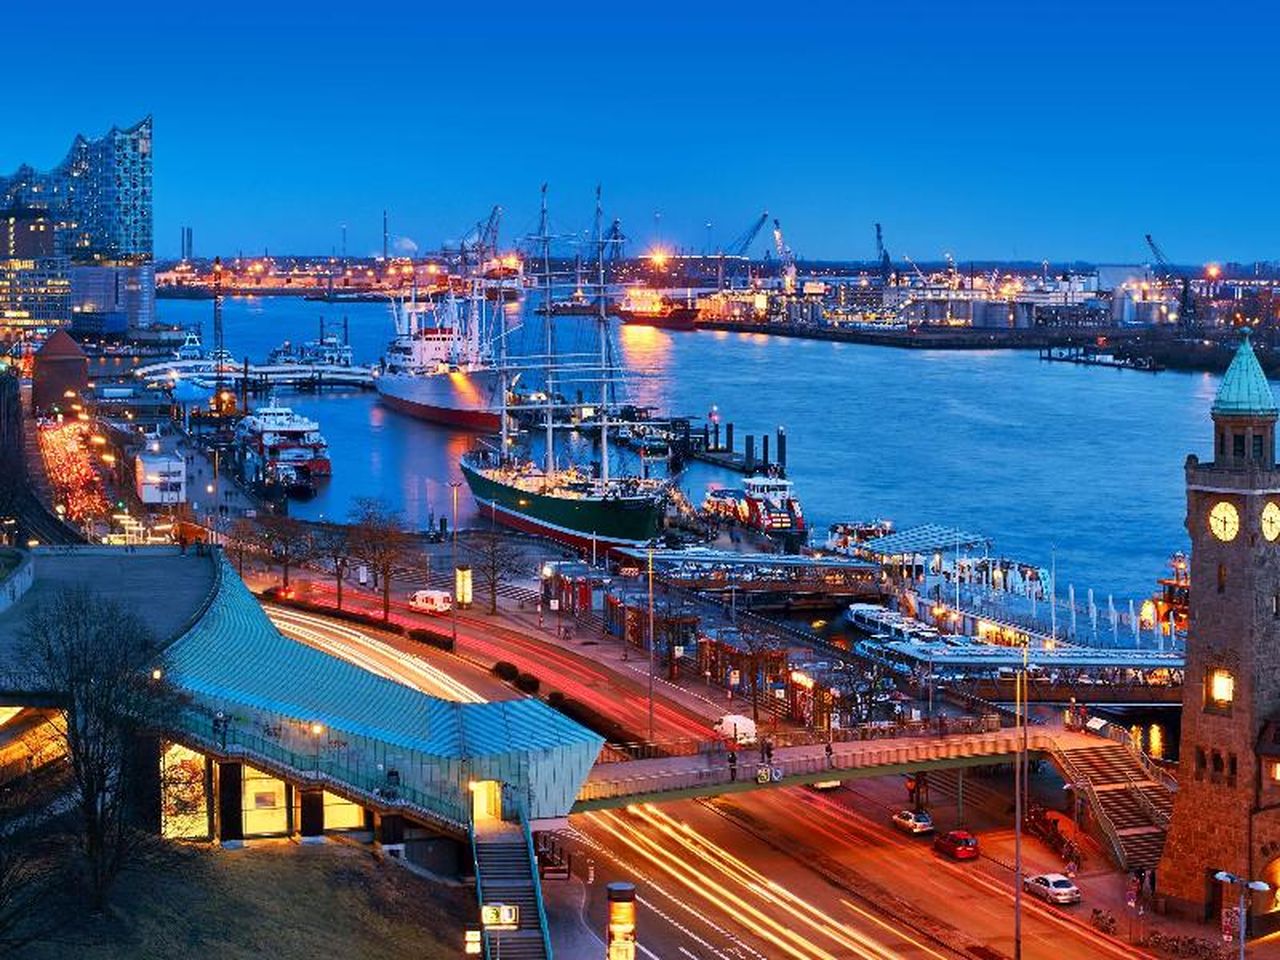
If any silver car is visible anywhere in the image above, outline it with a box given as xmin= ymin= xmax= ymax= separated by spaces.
xmin=1024 ymin=873 xmax=1082 ymax=905
xmin=891 ymin=809 xmax=935 ymax=835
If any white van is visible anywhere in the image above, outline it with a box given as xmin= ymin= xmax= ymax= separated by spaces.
xmin=713 ymin=714 xmax=758 ymax=745
xmin=408 ymin=589 xmax=453 ymax=614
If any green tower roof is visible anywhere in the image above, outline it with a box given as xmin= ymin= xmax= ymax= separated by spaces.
xmin=1212 ymin=329 xmax=1278 ymax=417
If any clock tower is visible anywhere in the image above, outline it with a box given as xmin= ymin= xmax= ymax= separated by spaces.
xmin=1159 ymin=330 xmax=1280 ymax=931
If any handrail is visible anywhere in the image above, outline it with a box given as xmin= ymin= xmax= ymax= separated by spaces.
xmin=1126 ymin=773 xmax=1171 ymax=830
xmin=1092 ymin=716 xmax=1179 ymax=793
xmin=521 ymin=813 xmax=554 ymax=959
xmin=1079 ymin=776 xmax=1129 ymax=869
xmin=468 ymin=820 xmax=493 ymax=960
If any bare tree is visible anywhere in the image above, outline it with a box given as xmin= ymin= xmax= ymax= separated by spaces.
xmin=312 ymin=524 xmax=351 ymax=611
xmin=20 ymin=589 xmax=177 ymax=911
xmin=256 ymin=513 xmax=314 ymax=590
xmin=348 ymin=497 xmax=412 ymax=621
xmin=226 ymin=517 xmax=262 ymax=578
xmin=465 ymin=530 xmax=525 ymax=615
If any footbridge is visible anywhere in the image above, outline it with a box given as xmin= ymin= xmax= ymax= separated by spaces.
xmin=574 ymin=721 xmax=1175 ymax=872
xmin=134 ymin=358 xmax=376 ymax=390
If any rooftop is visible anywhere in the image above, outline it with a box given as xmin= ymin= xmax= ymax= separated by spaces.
xmin=1212 ymin=329 xmax=1278 ymax=418
xmin=0 ymin=546 xmax=217 ymax=672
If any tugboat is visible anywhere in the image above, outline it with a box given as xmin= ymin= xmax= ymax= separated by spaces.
xmin=701 ymin=473 xmax=806 ymax=536
xmin=268 ymin=319 xmax=354 ymax=367
xmin=233 ymin=400 xmax=331 ymax=499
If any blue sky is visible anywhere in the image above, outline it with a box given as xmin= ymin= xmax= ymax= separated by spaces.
xmin=3 ymin=1 xmax=1274 ymax=262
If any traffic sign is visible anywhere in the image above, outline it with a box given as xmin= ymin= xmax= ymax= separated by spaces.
xmin=481 ymin=903 xmax=519 ymax=931
xmin=464 ymin=929 xmax=482 ymax=955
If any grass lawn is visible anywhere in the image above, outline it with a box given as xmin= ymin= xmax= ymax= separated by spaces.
xmin=21 ymin=841 xmax=472 ymax=960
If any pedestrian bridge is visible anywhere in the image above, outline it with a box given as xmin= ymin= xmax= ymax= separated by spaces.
xmin=574 ymin=725 xmax=1069 ymax=811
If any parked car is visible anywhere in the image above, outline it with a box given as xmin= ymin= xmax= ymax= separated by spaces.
xmin=1024 ymin=873 xmax=1082 ymax=905
xmin=408 ymin=589 xmax=453 ymax=614
xmin=891 ymin=809 xmax=935 ymax=835
xmin=933 ymin=829 xmax=980 ymax=860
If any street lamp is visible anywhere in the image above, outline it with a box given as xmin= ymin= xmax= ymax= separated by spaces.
xmin=647 ymin=545 xmax=655 ymax=744
xmin=1214 ymin=871 xmax=1271 ymax=959
xmin=450 ymin=480 xmax=461 ymax=650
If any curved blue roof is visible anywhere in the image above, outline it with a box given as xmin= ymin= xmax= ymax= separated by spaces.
xmin=1213 ymin=330 xmax=1278 ymax=417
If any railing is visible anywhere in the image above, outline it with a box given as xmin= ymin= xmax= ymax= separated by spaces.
xmin=1091 ymin=716 xmax=1179 ymax=793
xmin=1078 ymin=775 xmax=1129 ymax=869
xmin=469 ymin=820 xmax=493 ymax=960
xmin=594 ymin=714 xmax=1003 ymax=764
xmin=521 ymin=813 xmax=554 ymax=960
xmin=1126 ymin=774 xmax=1172 ymax=830
xmin=174 ymin=722 xmax=467 ymax=832
xmin=580 ymin=729 xmax=1052 ymax=803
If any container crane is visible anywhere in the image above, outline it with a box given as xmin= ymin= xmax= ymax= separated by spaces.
xmin=1145 ymin=233 xmax=1198 ymax=328
xmin=772 ymin=217 xmax=797 ymax=295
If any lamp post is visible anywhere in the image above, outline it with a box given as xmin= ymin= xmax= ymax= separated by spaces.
xmin=647 ymin=545 xmax=655 ymax=744
xmin=1013 ymin=639 xmax=1028 ymax=960
xmin=1214 ymin=871 xmax=1271 ymax=960
xmin=450 ymin=480 xmax=461 ymax=650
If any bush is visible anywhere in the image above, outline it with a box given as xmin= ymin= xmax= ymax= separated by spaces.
xmin=546 ymin=691 xmax=566 ymax=708
xmin=492 ymin=661 xmax=519 ymax=682
xmin=514 ymin=673 xmax=540 ymax=694
xmin=407 ymin=627 xmax=454 ymax=652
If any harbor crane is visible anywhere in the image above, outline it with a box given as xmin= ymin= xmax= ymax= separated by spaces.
xmin=901 ymin=253 xmax=928 ymax=285
xmin=772 ymin=217 xmax=797 ymax=295
xmin=874 ymin=223 xmax=892 ymax=282
xmin=456 ymin=205 xmax=503 ymax=267
xmin=1146 ymin=233 xmax=1200 ymax=329
xmin=717 ymin=211 xmax=770 ymax=289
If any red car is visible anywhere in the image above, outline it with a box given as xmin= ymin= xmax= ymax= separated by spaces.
xmin=933 ymin=829 xmax=980 ymax=860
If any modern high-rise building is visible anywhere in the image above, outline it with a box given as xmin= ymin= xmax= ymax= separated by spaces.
xmin=0 ymin=208 xmax=71 ymax=332
xmin=0 ymin=117 xmax=154 ymax=335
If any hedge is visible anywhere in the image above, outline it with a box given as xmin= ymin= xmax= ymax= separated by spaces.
xmin=406 ymin=626 xmax=454 ymax=652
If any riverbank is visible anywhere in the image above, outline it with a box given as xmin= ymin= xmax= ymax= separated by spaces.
xmin=691 ymin=319 xmax=1149 ymax=350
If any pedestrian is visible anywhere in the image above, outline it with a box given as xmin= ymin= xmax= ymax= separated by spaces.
xmin=764 ymin=739 xmax=773 ymax=764
xmin=728 ymin=750 xmax=738 ymax=782
xmin=824 ymin=741 xmax=833 ymax=768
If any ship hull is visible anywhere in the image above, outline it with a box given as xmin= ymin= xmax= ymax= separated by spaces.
xmin=377 ymin=369 xmax=501 ymax=432
xmin=461 ymin=461 xmax=663 ymax=550
xmin=620 ymin=306 xmax=699 ymax=331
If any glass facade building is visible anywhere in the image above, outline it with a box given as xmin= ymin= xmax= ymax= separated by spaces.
xmin=0 ymin=118 xmax=153 ymax=335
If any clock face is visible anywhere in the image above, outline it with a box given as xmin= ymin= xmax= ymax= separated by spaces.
xmin=1210 ymin=501 xmax=1240 ymax=542
xmin=1264 ymin=502 xmax=1280 ymax=542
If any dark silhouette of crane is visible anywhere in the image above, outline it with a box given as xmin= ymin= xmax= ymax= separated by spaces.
xmin=875 ymin=223 xmax=892 ymax=282
xmin=716 ymin=211 xmax=770 ymax=289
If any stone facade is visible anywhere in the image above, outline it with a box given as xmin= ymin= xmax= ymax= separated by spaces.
xmin=1158 ymin=391 xmax=1280 ymax=929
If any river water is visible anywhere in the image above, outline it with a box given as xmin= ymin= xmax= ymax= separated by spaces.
xmin=159 ymin=296 xmax=1223 ymax=607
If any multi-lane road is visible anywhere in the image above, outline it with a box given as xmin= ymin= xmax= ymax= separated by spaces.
xmin=256 ymin=582 xmax=1148 ymax=960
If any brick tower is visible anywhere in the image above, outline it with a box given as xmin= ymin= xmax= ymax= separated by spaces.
xmin=1158 ymin=330 xmax=1280 ymax=930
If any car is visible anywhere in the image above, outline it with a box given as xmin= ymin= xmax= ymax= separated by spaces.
xmin=933 ymin=829 xmax=980 ymax=860
xmin=408 ymin=589 xmax=453 ymax=614
xmin=1024 ymin=873 xmax=1082 ymax=905
xmin=713 ymin=714 xmax=758 ymax=745
xmin=891 ymin=809 xmax=935 ymax=835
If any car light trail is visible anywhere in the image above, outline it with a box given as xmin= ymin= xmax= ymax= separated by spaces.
xmin=265 ymin=605 xmax=485 ymax=702
xmin=589 ymin=804 xmax=912 ymax=960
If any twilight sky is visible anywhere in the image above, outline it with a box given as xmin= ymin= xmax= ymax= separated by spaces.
xmin=3 ymin=1 xmax=1274 ymax=262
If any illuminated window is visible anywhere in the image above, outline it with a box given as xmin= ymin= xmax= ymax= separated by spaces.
xmin=322 ymin=791 xmax=365 ymax=831
xmin=1208 ymin=668 xmax=1235 ymax=709
xmin=161 ymin=742 xmax=208 ymax=839
xmin=1271 ymin=761 xmax=1280 ymax=784
xmin=242 ymin=765 xmax=288 ymax=836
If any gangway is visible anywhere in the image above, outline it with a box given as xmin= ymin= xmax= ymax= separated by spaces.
xmin=134 ymin=358 xmax=376 ymax=391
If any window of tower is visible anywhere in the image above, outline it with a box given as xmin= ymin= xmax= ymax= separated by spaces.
xmin=1255 ymin=435 xmax=1266 ymax=461
xmin=1235 ymin=434 xmax=1247 ymax=458
xmin=1271 ymin=761 xmax=1280 ymax=784
xmin=1207 ymin=667 xmax=1235 ymax=712
xmin=1218 ymin=431 xmax=1226 ymax=456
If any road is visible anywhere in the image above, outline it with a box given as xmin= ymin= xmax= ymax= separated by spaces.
xmin=247 ymin=575 xmax=1158 ymax=959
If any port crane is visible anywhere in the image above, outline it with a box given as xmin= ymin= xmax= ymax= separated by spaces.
xmin=874 ymin=223 xmax=892 ymax=282
xmin=455 ymin=205 xmax=503 ymax=268
xmin=716 ymin=212 xmax=770 ymax=289
xmin=1146 ymin=232 xmax=1199 ymax=328
xmin=772 ymin=218 xmax=797 ymax=295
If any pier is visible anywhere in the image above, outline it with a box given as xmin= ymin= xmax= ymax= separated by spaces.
xmin=1038 ymin=345 xmax=1163 ymax=372
xmin=133 ymin=357 xmax=376 ymax=393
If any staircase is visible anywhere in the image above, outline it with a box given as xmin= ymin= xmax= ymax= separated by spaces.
xmin=472 ymin=821 xmax=553 ymax=960
xmin=1058 ymin=742 xmax=1173 ymax=872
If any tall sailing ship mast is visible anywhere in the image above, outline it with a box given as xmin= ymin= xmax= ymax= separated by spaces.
xmin=459 ymin=186 xmax=668 ymax=553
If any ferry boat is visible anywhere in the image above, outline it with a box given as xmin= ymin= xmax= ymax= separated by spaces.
xmin=375 ymin=281 xmax=505 ymax=431
xmin=175 ymin=332 xmax=204 ymax=361
xmin=617 ymin=287 xmax=699 ymax=331
xmin=701 ymin=473 xmax=805 ymax=536
xmin=460 ymin=186 xmax=670 ymax=552
xmin=233 ymin=401 xmax=331 ymax=498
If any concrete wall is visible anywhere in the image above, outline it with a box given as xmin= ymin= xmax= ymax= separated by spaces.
xmin=0 ymin=549 xmax=33 ymax=615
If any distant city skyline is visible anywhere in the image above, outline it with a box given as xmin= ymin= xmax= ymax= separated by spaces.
xmin=5 ymin=1 xmax=1277 ymax=263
